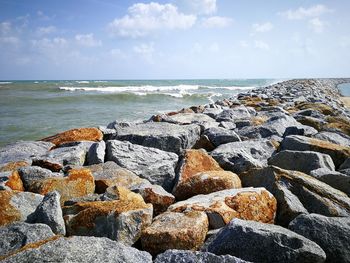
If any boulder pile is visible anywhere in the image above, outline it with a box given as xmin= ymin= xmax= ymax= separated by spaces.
xmin=1 ymin=78 xmax=350 ymax=263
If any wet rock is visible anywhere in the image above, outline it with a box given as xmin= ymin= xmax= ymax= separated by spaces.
xmin=0 ymin=141 xmax=54 ymax=164
xmin=0 ymin=236 xmax=152 ymax=263
xmin=204 ymin=127 xmax=241 ymax=147
xmin=211 ymin=139 xmax=276 ymax=174
xmin=0 ymin=222 xmax=55 ymax=257
xmin=310 ymin=168 xmax=350 ymax=196
xmin=86 ymin=140 xmax=105 ymax=165
xmin=289 ymin=213 xmax=350 ymax=263
xmin=204 ymin=218 xmax=326 ymax=263
xmin=268 ymin=150 xmax=335 ymax=174
xmin=141 ymin=211 xmax=208 ymax=255
xmin=106 ymin=140 xmax=178 ymax=191
xmin=169 ymin=187 xmax=276 ymax=229
xmin=63 ymin=186 xmax=152 ymax=246
xmin=40 ymin=127 xmax=103 ymax=147
xmin=313 ymin=131 xmax=350 ymax=146
xmin=111 ymin=122 xmax=201 ymax=154
xmin=0 ymin=171 xmax=24 ymax=191
xmin=0 ymin=191 xmax=43 ymax=226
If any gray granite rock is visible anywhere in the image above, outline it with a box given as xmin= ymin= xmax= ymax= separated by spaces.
xmin=215 ymin=106 xmax=253 ymax=122
xmin=283 ymin=126 xmax=319 ymax=137
xmin=154 ymin=249 xmax=250 ymax=263
xmin=204 ymin=127 xmax=241 ymax=147
xmin=268 ymin=150 xmax=335 ymax=174
xmin=203 ymin=108 xmax=223 ymax=119
xmin=203 ymin=218 xmax=326 ymax=263
xmin=86 ymin=140 xmax=105 ymax=165
xmin=0 ymin=222 xmax=55 ymax=257
xmin=18 ymin=166 xmax=62 ymax=190
xmin=313 ymin=131 xmax=350 ymax=146
xmin=162 ymin=113 xmax=216 ymax=125
xmin=289 ymin=213 xmax=350 ymax=263
xmin=0 ymin=236 xmax=152 ymax=263
xmin=106 ymin=140 xmax=178 ymax=192
xmin=310 ymin=168 xmax=350 ymax=195
xmin=340 ymin=158 xmax=350 ymax=170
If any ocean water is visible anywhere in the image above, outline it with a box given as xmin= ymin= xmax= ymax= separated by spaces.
xmin=0 ymin=79 xmax=277 ymax=146
xmin=339 ymin=83 xmax=350 ymax=96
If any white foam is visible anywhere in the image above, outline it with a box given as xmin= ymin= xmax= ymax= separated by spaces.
xmin=94 ymin=80 xmax=108 ymax=83
xmin=0 ymin=82 xmax=12 ymax=84
xmin=203 ymin=86 xmax=255 ymax=91
xmin=76 ymin=81 xmax=90 ymax=84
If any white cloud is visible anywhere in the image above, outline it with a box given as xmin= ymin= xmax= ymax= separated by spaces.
xmin=209 ymin=42 xmax=219 ymax=52
xmin=0 ymin=36 xmax=19 ymax=45
xmin=0 ymin=22 xmax=11 ymax=34
xmin=36 ymin=26 xmax=56 ymax=35
xmin=202 ymin=16 xmax=232 ymax=28
xmin=177 ymin=0 xmax=217 ymax=15
xmin=32 ymin=37 xmax=68 ymax=49
xmin=252 ymin=22 xmax=273 ymax=33
xmin=108 ymin=2 xmax=196 ymax=37
xmin=308 ymin=18 xmax=326 ymax=33
xmin=75 ymin=33 xmax=102 ymax=47
xmin=239 ymin=40 xmax=249 ymax=48
xmin=133 ymin=42 xmax=155 ymax=63
xmin=280 ymin=4 xmax=332 ymax=20
xmin=254 ymin=40 xmax=269 ymax=50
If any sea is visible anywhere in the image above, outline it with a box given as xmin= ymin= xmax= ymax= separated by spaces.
xmin=0 ymin=79 xmax=284 ymax=146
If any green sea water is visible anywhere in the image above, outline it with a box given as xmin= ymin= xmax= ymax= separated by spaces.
xmin=0 ymin=79 xmax=278 ymax=146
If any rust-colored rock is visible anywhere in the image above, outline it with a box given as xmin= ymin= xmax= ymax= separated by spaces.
xmin=173 ymin=171 xmax=242 ymax=200
xmin=28 ymin=168 xmax=95 ymax=204
xmin=0 ymin=161 xmax=30 ymax=172
xmin=141 ymin=211 xmax=208 ymax=255
xmin=0 ymin=191 xmax=21 ymax=225
xmin=32 ymin=159 xmax=63 ymax=172
xmin=5 ymin=171 xmax=24 ymax=191
xmin=295 ymin=102 xmax=334 ymax=115
xmin=169 ymin=187 xmax=277 ymax=228
xmin=40 ymin=127 xmax=103 ymax=146
xmin=325 ymin=116 xmax=350 ymax=135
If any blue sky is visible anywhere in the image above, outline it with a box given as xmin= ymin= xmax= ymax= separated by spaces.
xmin=0 ymin=0 xmax=349 ymax=79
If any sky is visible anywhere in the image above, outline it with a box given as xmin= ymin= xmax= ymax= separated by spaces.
xmin=0 ymin=0 xmax=350 ymax=80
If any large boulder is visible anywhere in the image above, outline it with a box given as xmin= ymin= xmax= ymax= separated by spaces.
xmin=203 ymin=218 xmax=326 ymax=263
xmin=111 ymin=122 xmax=201 ymax=154
xmin=310 ymin=168 xmax=350 ymax=196
xmin=0 ymin=141 xmax=54 ymax=164
xmin=86 ymin=140 xmax=105 ymax=165
xmin=0 ymin=222 xmax=55 ymax=257
xmin=268 ymin=150 xmax=335 ymax=174
xmin=40 ymin=127 xmax=103 ymax=147
xmin=63 ymin=186 xmax=153 ymax=246
xmin=280 ymin=135 xmax=350 ymax=167
xmin=18 ymin=166 xmax=62 ymax=190
xmin=215 ymin=106 xmax=253 ymax=122
xmin=0 ymin=191 xmax=43 ymax=226
xmin=161 ymin=113 xmax=216 ymax=125
xmin=241 ymin=166 xmax=350 ymax=225
xmin=289 ymin=213 xmax=350 ymax=263
xmin=169 ymin=187 xmax=276 ymax=228
xmin=141 ymin=211 xmax=208 ymax=255
xmin=203 ymin=127 xmax=241 ymax=147
xmin=106 ymin=140 xmax=178 ymax=192
xmin=0 ymin=236 xmax=152 ymax=263
xmin=313 ymin=131 xmax=350 ymax=146
xmin=211 ymin=139 xmax=276 ymax=174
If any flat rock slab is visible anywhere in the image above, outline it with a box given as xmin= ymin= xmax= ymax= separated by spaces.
xmin=0 ymin=222 xmax=55 ymax=257
xmin=241 ymin=166 xmax=350 ymax=225
xmin=106 ymin=140 xmax=178 ymax=192
xmin=0 ymin=141 xmax=54 ymax=164
xmin=211 ymin=139 xmax=277 ymax=174
xmin=0 ymin=191 xmax=43 ymax=226
xmin=141 ymin=211 xmax=208 ymax=255
xmin=40 ymin=127 xmax=103 ymax=147
xmin=289 ymin=213 xmax=350 ymax=263
xmin=0 ymin=236 xmax=152 ymax=263
xmin=112 ymin=122 xmax=201 ymax=154
xmin=204 ymin=127 xmax=241 ymax=147
xmin=268 ymin=150 xmax=335 ymax=174
xmin=168 ymin=187 xmax=277 ymax=229
xmin=203 ymin=218 xmax=326 ymax=263
xmin=154 ymin=249 xmax=250 ymax=263
xmin=313 ymin=131 xmax=350 ymax=146
xmin=63 ymin=186 xmax=153 ymax=246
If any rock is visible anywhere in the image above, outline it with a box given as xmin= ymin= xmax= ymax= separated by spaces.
xmin=162 ymin=113 xmax=216 ymax=125
xmin=106 ymin=140 xmax=178 ymax=192
xmin=63 ymin=186 xmax=153 ymax=246
xmin=268 ymin=150 xmax=335 ymax=174
xmin=283 ymin=125 xmax=319 ymax=137
xmin=0 ymin=236 xmax=152 ymax=263
xmin=294 ymin=115 xmax=326 ymax=131
xmin=219 ymin=121 xmax=236 ymax=130
xmin=215 ymin=106 xmax=253 ymax=122
xmin=111 ymin=122 xmax=201 ymax=154
xmin=204 ymin=218 xmax=326 ymax=263
xmin=310 ymin=168 xmax=350 ymax=196
xmin=31 ymin=159 xmax=63 ymax=172
xmin=192 ymin=134 xmax=216 ymax=151
xmin=0 ymin=141 xmax=54 ymax=164
xmin=86 ymin=140 xmax=105 ymax=165
xmin=280 ymin=135 xmax=350 ymax=167
xmin=294 ymin=101 xmax=334 ymax=115
xmin=0 ymin=161 xmax=30 ymax=172
xmin=241 ymin=166 xmax=350 ymax=225
xmin=141 ymin=211 xmax=208 ymax=255
xmin=0 ymin=191 xmax=43 ymax=226
xmin=203 ymin=108 xmax=223 ymax=118
xmin=169 ymin=187 xmax=277 ymax=229
xmin=154 ymin=249 xmax=250 ymax=263
xmin=211 ymin=139 xmax=276 ymax=174
xmin=313 ymin=131 xmax=350 ymax=146
xmin=18 ymin=166 xmax=62 ymax=190
xmin=289 ymin=213 xmax=350 ymax=263
xmin=173 ymin=171 xmax=242 ymax=201
xmin=203 ymin=127 xmax=241 ymax=147
xmin=40 ymin=127 xmax=103 ymax=147
xmin=29 ymin=191 xmax=66 ymax=235
xmin=324 ymin=115 xmax=350 ymax=135
xmin=0 ymin=222 xmax=55 ymax=257
xmin=0 ymin=171 xmax=24 ymax=191
xmin=27 ymin=168 xmax=95 ymax=205
xmin=340 ymin=158 xmax=350 ymax=170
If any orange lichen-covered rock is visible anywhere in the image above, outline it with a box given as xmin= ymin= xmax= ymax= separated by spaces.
xmin=295 ymin=102 xmax=334 ymax=115
xmin=0 ymin=161 xmax=30 ymax=172
xmin=28 ymin=168 xmax=95 ymax=204
xmin=141 ymin=211 xmax=208 ymax=255
xmin=63 ymin=186 xmax=153 ymax=246
xmin=4 ymin=171 xmax=25 ymax=191
xmin=169 ymin=187 xmax=277 ymax=229
xmin=173 ymin=170 xmax=242 ymax=200
xmin=40 ymin=127 xmax=103 ymax=146
xmin=325 ymin=116 xmax=350 ymax=135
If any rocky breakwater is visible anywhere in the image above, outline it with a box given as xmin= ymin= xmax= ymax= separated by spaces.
xmin=1 ymin=78 xmax=350 ymax=263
